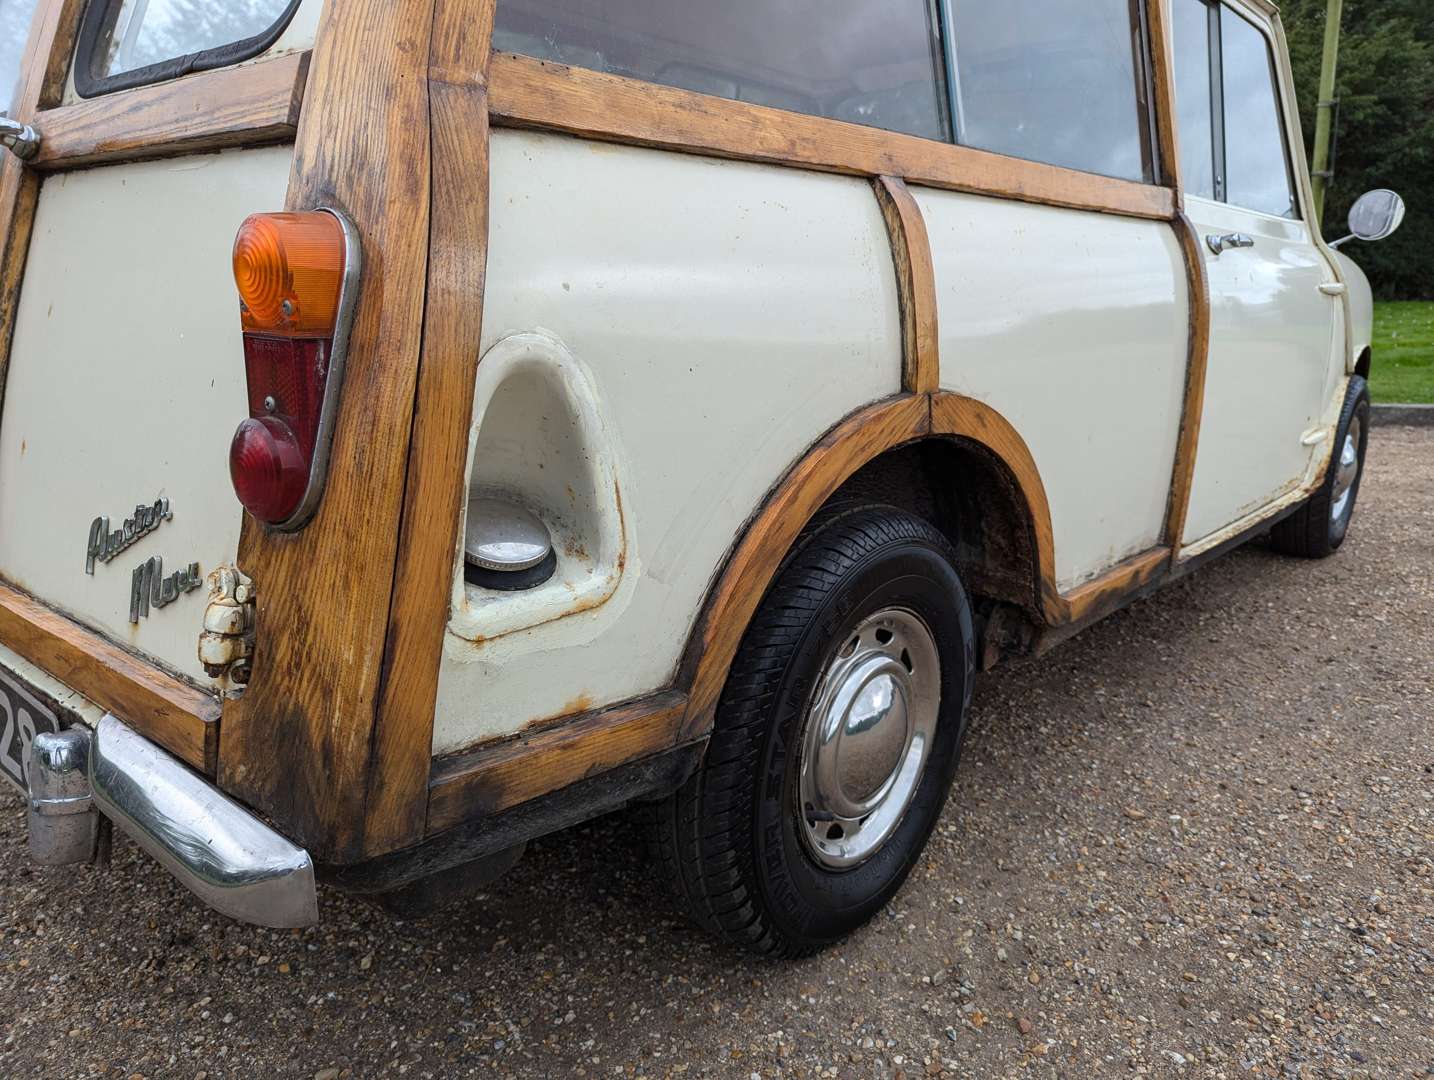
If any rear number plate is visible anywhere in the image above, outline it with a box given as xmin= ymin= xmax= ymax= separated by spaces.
xmin=0 ymin=664 xmax=61 ymax=794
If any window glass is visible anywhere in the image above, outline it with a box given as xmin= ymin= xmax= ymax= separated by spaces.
xmin=946 ymin=0 xmax=1153 ymax=182
xmin=0 ymin=0 xmax=40 ymax=115
xmin=1171 ymin=0 xmax=1216 ymax=200
xmin=1219 ymin=6 xmax=1297 ymax=218
xmin=90 ymin=0 xmax=292 ymax=79
xmin=493 ymin=0 xmax=950 ymax=142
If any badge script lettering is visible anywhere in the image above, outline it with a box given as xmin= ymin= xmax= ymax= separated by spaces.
xmin=130 ymin=556 xmax=202 ymax=623
xmin=85 ymin=497 xmax=172 ymax=574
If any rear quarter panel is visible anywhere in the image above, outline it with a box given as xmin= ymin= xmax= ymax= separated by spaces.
xmin=432 ymin=129 xmax=903 ymax=753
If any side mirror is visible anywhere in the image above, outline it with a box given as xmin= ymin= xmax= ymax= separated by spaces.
xmin=1329 ymin=189 xmax=1406 ymax=249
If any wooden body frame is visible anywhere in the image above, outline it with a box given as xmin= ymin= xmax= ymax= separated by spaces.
xmin=0 ymin=0 xmax=1341 ymax=866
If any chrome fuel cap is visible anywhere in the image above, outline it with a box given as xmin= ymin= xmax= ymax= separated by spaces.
xmin=464 ymin=498 xmax=553 ymax=572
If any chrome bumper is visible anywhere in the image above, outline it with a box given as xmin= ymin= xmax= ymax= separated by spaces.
xmin=27 ymin=714 xmax=318 ymax=928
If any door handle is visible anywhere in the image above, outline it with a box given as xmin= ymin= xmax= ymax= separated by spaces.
xmin=1206 ymin=232 xmax=1255 ymax=256
xmin=0 ymin=117 xmax=39 ymax=161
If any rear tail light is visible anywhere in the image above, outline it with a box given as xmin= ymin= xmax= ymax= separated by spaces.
xmin=229 ymin=209 xmax=359 ymax=529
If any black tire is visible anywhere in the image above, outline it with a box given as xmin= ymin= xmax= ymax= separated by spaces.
xmin=1270 ymin=376 xmax=1370 ymax=559
xmin=652 ymin=506 xmax=976 ymax=957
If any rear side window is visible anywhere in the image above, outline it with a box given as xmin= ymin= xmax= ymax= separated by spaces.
xmin=75 ymin=0 xmax=300 ymax=98
xmin=492 ymin=0 xmax=951 ymax=142
xmin=944 ymin=0 xmax=1155 ymax=182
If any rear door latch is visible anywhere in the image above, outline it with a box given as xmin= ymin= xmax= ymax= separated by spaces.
xmin=198 ymin=566 xmax=255 ymax=684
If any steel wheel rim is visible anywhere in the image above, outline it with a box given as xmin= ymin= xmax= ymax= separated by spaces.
xmin=1330 ymin=415 xmax=1362 ymax=524
xmin=796 ymin=607 xmax=941 ymax=871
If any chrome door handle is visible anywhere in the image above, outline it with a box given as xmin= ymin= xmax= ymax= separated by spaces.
xmin=0 ymin=116 xmax=40 ymax=161
xmin=1206 ymin=232 xmax=1255 ymax=256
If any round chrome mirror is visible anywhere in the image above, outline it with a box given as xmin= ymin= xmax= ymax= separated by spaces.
xmin=1345 ymin=189 xmax=1406 ymax=243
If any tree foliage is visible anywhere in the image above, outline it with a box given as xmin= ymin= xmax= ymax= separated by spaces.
xmin=1283 ymin=0 xmax=1434 ymax=298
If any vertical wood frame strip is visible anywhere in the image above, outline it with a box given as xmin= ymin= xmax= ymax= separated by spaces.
xmin=0 ymin=0 xmax=84 ymax=429
xmin=218 ymin=0 xmax=436 ymax=862
xmin=872 ymin=176 xmax=939 ymax=394
xmin=1144 ymin=0 xmax=1184 ymax=195
xmin=365 ymin=0 xmax=498 ymax=857
xmin=1162 ymin=212 xmax=1213 ymax=555
xmin=488 ymin=53 xmax=1177 ymax=221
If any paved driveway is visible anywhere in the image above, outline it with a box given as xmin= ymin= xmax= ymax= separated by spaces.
xmin=2 ymin=427 xmax=1430 ymax=1079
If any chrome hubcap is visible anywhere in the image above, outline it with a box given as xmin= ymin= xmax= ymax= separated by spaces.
xmin=1330 ymin=415 xmax=1362 ymax=524
xmin=797 ymin=608 xmax=940 ymax=870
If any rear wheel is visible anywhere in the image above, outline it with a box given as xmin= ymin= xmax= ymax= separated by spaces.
xmin=1271 ymin=376 xmax=1370 ymax=559
xmin=652 ymin=506 xmax=975 ymax=957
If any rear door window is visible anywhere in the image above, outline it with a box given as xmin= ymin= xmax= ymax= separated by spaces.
xmin=943 ymin=0 xmax=1156 ymax=182
xmin=493 ymin=0 xmax=952 ymax=141
xmin=0 ymin=0 xmax=41 ymax=115
xmin=76 ymin=0 xmax=299 ymax=97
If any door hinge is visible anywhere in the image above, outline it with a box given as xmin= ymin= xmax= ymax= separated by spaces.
xmin=198 ymin=565 xmax=255 ymax=685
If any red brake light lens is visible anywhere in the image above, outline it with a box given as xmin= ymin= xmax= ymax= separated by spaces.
xmin=228 ymin=211 xmax=352 ymax=528
xmin=229 ymin=417 xmax=308 ymax=524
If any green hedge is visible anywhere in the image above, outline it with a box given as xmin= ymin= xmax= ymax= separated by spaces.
xmin=1284 ymin=0 xmax=1434 ymax=299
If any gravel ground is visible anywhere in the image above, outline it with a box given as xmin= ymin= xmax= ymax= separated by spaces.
xmin=1 ymin=427 xmax=1431 ymax=1080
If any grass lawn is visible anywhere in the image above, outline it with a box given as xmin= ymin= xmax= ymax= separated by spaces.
xmin=1370 ymin=301 xmax=1434 ymax=404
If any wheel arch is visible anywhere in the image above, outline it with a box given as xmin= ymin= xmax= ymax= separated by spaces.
xmin=1354 ymin=346 xmax=1372 ymax=382
xmin=677 ymin=392 xmax=1060 ymax=741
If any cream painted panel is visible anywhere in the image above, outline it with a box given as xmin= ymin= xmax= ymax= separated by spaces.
xmin=915 ymin=187 xmax=1187 ymax=589
xmin=432 ymin=130 xmax=901 ymax=754
xmin=1180 ymin=196 xmax=1339 ymax=547
xmin=0 ymin=147 xmax=293 ymax=683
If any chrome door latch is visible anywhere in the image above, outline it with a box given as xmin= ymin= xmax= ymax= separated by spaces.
xmin=1206 ymin=232 xmax=1255 ymax=256
xmin=0 ymin=116 xmax=40 ymax=161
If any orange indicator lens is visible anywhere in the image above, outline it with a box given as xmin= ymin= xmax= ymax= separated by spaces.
xmin=233 ymin=211 xmax=345 ymax=337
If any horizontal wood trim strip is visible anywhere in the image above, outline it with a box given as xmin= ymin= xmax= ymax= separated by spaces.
xmin=489 ymin=52 xmax=1176 ymax=220
xmin=427 ymin=691 xmax=688 ymax=832
xmin=0 ymin=581 xmax=220 ymax=772
xmin=1057 ymin=546 xmax=1171 ymax=626
xmin=31 ymin=51 xmax=308 ymax=170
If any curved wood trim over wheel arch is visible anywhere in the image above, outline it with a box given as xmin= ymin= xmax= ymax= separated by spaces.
xmin=677 ymin=394 xmax=931 ymax=740
xmin=677 ymin=390 xmax=1076 ymax=742
xmin=928 ymin=391 xmax=1061 ymax=619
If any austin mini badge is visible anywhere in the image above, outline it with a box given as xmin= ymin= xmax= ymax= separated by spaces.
xmin=85 ymin=497 xmax=172 ymax=574
xmin=130 ymin=555 xmax=203 ymax=623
